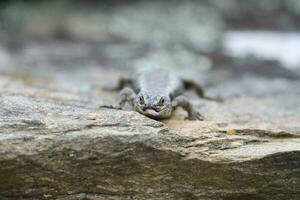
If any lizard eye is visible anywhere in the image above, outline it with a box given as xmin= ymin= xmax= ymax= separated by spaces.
xmin=139 ymin=96 xmax=145 ymax=104
xmin=159 ymin=97 xmax=165 ymax=105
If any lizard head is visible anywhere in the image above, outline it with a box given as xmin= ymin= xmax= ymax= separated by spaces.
xmin=134 ymin=93 xmax=172 ymax=119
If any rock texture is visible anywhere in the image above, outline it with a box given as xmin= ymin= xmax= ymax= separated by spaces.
xmin=0 ymin=43 xmax=300 ymax=199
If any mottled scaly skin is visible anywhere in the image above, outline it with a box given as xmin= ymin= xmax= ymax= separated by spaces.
xmin=135 ymin=69 xmax=184 ymax=99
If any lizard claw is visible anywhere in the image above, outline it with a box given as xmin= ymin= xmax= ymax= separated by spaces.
xmin=196 ymin=112 xmax=205 ymax=121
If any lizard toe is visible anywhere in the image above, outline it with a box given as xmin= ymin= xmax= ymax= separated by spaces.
xmin=185 ymin=112 xmax=204 ymax=121
xmin=196 ymin=112 xmax=205 ymax=121
xmin=99 ymin=104 xmax=122 ymax=110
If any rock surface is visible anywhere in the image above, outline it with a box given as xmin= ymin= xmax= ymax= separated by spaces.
xmin=0 ymin=44 xmax=300 ymax=199
xmin=0 ymin=1 xmax=300 ymax=199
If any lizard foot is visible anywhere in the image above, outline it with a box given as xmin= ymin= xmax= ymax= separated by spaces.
xmin=185 ymin=111 xmax=204 ymax=121
xmin=172 ymin=95 xmax=205 ymax=121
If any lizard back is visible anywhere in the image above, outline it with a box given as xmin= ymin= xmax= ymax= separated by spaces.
xmin=135 ymin=69 xmax=183 ymax=99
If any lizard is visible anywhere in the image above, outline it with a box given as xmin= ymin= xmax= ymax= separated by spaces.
xmin=101 ymin=69 xmax=221 ymax=120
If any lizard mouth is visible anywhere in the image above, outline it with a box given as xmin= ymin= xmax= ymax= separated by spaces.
xmin=143 ymin=107 xmax=160 ymax=117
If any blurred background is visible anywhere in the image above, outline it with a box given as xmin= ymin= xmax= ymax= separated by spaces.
xmin=0 ymin=0 xmax=300 ymax=101
xmin=1 ymin=2 xmax=300 ymax=199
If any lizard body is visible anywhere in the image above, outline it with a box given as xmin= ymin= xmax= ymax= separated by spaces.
xmin=105 ymin=69 xmax=220 ymax=120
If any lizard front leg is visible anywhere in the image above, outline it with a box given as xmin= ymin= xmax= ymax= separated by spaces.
xmin=172 ymin=96 xmax=204 ymax=120
xmin=100 ymin=87 xmax=136 ymax=110
xmin=182 ymin=79 xmax=223 ymax=102
xmin=116 ymin=87 xmax=136 ymax=109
